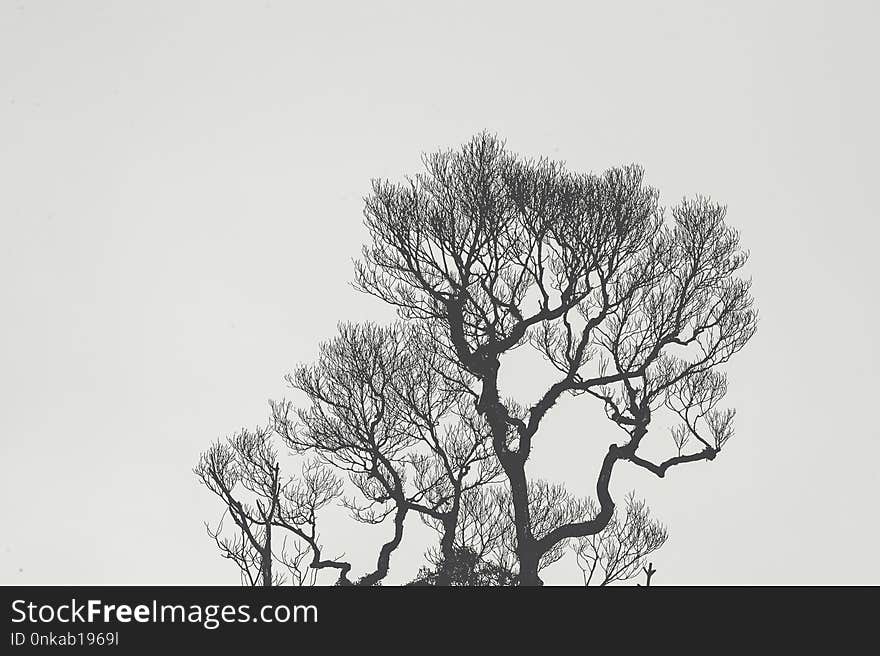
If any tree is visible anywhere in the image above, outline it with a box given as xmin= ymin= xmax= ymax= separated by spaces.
xmin=195 ymin=427 xmax=281 ymax=587
xmin=271 ymin=321 xmax=503 ymax=586
xmin=355 ymin=132 xmax=756 ymax=585
xmin=197 ymin=133 xmax=754 ymax=586
xmin=195 ymin=428 xmax=351 ymax=586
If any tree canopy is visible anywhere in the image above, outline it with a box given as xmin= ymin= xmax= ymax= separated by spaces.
xmin=197 ymin=133 xmax=756 ymax=586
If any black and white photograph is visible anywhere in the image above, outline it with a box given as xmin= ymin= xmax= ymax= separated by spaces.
xmin=1 ymin=0 xmax=877 ymax=648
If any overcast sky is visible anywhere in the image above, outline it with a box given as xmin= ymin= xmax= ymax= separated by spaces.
xmin=2 ymin=0 xmax=878 ymax=585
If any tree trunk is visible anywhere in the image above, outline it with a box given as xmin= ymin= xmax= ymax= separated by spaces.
xmin=500 ymin=453 xmax=542 ymax=586
xmin=517 ymin=549 xmax=543 ymax=587
xmin=358 ymin=504 xmax=407 ymax=586
xmin=435 ymin=512 xmax=457 ymax=587
xmin=261 ymin=521 xmax=272 ymax=587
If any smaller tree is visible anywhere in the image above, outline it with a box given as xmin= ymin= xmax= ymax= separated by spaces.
xmin=273 ymin=321 xmax=502 ymax=586
xmin=195 ymin=428 xmax=351 ymax=586
xmin=195 ymin=427 xmax=281 ymax=587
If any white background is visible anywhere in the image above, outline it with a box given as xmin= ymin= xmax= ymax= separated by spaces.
xmin=2 ymin=0 xmax=878 ymax=584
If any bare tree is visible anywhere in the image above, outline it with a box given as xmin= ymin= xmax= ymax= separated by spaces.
xmin=198 ymin=322 xmax=507 ymax=586
xmin=195 ymin=428 xmax=354 ymax=586
xmin=195 ymin=427 xmax=281 ymax=587
xmin=355 ymin=132 xmax=757 ymax=584
xmin=271 ymin=321 xmax=502 ymax=585
xmin=197 ymin=133 xmax=753 ymax=586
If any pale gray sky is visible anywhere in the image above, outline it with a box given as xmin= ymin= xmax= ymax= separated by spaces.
xmin=1 ymin=0 xmax=878 ymax=585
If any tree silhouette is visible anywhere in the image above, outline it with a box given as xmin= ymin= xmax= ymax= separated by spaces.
xmin=199 ymin=321 xmax=504 ymax=586
xmin=355 ymin=132 xmax=756 ymax=585
xmin=195 ymin=428 xmax=351 ymax=586
xmin=197 ymin=132 xmax=755 ymax=586
xmin=271 ymin=321 xmax=502 ymax=585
